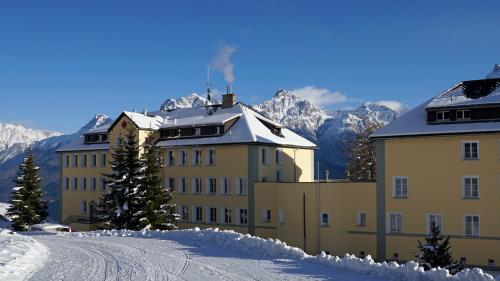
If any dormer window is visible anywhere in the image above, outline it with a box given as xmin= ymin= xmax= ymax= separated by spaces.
xmin=84 ymin=133 xmax=110 ymax=144
xmin=436 ymin=111 xmax=450 ymax=121
xmin=456 ymin=110 xmax=470 ymax=120
xmin=194 ymin=128 xmax=201 ymax=136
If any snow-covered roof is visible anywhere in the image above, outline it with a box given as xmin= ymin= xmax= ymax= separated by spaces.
xmin=123 ymin=111 xmax=163 ymax=130
xmin=156 ymin=104 xmax=315 ymax=148
xmin=371 ymin=98 xmax=500 ymax=139
xmin=426 ymin=80 xmax=500 ymax=109
xmin=56 ymin=137 xmax=109 ymax=152
xmin=85 ymin=124 xmax=111 ymax=134
xmin=160 ymin=112 xmax=242 ymax=128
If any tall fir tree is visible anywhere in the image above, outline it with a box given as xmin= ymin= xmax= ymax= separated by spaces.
xmin=97 ymin=127 xmax=143 ymax=229
xmin=7 ymin=150 xmax=48 ymax=231
xmin=131 ymin=133 xmax=178 ymax=230
xmin=417 ymin=223 xmax=464 ymax=274
xmin=346 ymin=116 xmax=383 ymax=181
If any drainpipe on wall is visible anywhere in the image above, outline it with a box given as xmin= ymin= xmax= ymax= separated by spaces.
xmin=316 ymin=161 xmax=321 ymax=254
xmin=303 ymin=192 xmax=307 ymax=252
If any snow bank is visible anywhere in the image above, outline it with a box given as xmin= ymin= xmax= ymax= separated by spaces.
xmin=0 ymin=229 xmax=48 ymax=281
xmin=74 ymin=228 xmax=497 ymax=281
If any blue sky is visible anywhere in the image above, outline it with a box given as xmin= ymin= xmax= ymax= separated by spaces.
xmin=1 ymin=1 xmax=499 ymax=133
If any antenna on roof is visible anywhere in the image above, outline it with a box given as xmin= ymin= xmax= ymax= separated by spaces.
xmin=206 ymin=65 xmax=212 ymax=102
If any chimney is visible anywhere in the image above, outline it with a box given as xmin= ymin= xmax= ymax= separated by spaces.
xmin=222 ymin=84 xmax=236 ymax=108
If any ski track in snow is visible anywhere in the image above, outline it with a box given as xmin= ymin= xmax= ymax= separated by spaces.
xmin=27 ymin=234 xmax=386 ymax=281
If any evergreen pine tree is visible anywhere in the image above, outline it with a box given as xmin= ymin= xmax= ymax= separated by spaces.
xmin=132 ymin=133 xmax=178 ymax=230
xmin=346 ymin=116 xmax=382 ymax=181
xmin=417 ymin=223 xmax=464 ymax=274
xmin=7 ymin=150 xmax=48 ymax=231
xmin=97 ymin=127 xmax=143 ymax=229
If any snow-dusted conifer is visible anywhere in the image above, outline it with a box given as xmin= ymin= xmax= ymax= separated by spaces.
xmin=345 ymin=116 xmax=382 ymax=181
xmin=132 ymin=133 xmax=178 ymax=230
xmin=98 ymin=127 xmax=143 ymax=229
xmin=7 ymin=149 xmax=48 ymax=231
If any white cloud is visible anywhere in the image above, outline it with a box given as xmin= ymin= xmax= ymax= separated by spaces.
xmin=374 ymin=100 xmax=410 ymax=115
xmin=291 ymin=86 xmax=347 ymax=107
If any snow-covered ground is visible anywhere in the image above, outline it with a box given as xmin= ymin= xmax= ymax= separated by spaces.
xmin=1 ymin=227 xmax=497 ymax=281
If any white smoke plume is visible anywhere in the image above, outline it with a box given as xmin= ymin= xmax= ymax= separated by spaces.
xmin=211 ymin=45 xmax=236 ymax=84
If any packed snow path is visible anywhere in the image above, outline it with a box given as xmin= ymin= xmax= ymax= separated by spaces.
xmin=28 ymin=234 xmax=385 ymax=281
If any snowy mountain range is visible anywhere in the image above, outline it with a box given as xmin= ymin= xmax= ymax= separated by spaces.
xmin=0 ymin=90 xmax=403 ymax=218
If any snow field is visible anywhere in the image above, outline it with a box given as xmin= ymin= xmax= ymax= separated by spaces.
xmin=0 ymin=229 xmax=48 ymax=281
xmin=74 ymin=227 xmax=498 ymax=281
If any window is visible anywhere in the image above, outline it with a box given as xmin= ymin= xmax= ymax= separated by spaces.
xmin=236 ymin=178 xmax=247 ymax=195
xmin=320 ymin=212 xmax=330 ymax=226
xmin=464 ymin=215 xmax=480 ymax=237
xmin=262 ymin=177 xmax=269 ymax=182
xmin=91 ymin=177 xmax=96 ymax=191
xmin=206 ymin=148 xmax=216 ymax=165
xmin=64 ymin=177 xmax=69 ymax=191
xmin=457 ymin=110 xmax=470 ymax=120
xmin=192 ymin=177 xmax=202 ymax=193
xmin=275 ymin=149 xmax=282 ymax=165
xmin=221 ymin=177 xmax=231 ymax=195
xmin=180 ymin=150 xmax=187 ymax=165
xmin=427 ymin=214 xmax=443 ymax=234
xmin=193 ymin=149 xmax=202 ymax=165
xmin=180 ymin=177 xmax=187 ymax=193
xmin=261 ymin=148 xmax=268 ymax=164
xmin=239 ymin=208 xmax=248 ymax=225
xmin=388 ymin=213 xmax=402 ymax=233
xmin=223 ymin=208 xmax=232 ymax=224
xmin=463 ymin=176 xmax=479 ymax=199
xmin=72 ymin=154 xmax=78 ymax=167
xmin=82 ymin=154 xmax=87 ymax=168
xmin=166 ymin=151 xmax=175 ymax=166
xmin=357 ymin=212 xmax=367 ymax=226
xmin=194 ymin=127 xmax=201 ymax=136
xmin=167 ymin=177 xmax=176 ymax=191
xmin=92 ymin=154 xmax=97 ymax=167
xmin=207 ymin=178 xmax=216 ymax=194
xmin=81 ymin=177 xmax=87 ymax=191
xmin=462 ymin=141 xmax=479 ymax=160
xmin=100 ymin=153 xmax=106 ymax=167
xmin=278 ymin=209 xmax=285 ymax=224
xmin=436 ymin=111 xmax=450 ymax=121
xmin=393 ymin=177 xmax=408 ymax=198
xmin=263 ymin=209 xmax=271 ymax=223
xmin=193 ymin=206 xmax=203 ymax=223
xmin=276 ymin=170 xmax=282 ymax=182
xmin=73 ymin=177 xmax=78 ymax=191
xmin=181 ymin=206 xmax=189 ymax=221
xmin=208 ymin=207 xmax=217 ymax=223
xmin=100 ymin=178 xmax=106 ymax=192
xmin=81 ymin=200 xmax=87 ymax=213
xmin=64 ymin=154 xmax=70 ymax=167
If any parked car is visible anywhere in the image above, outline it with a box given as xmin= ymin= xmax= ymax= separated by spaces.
xmin=30 ymin=223 xmax=72 ymax=233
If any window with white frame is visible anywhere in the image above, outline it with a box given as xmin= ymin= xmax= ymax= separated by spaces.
xmin=72 ymin=154 xmax=79 ymax=167
xmin=73 ymin=177 xmax=78 ymax=191
xmin=263 ymin=209 xmax=271 ymax=223
xmin=179 ymin=150 xmax=187 ymax=165
xmin=82 ymin=154 xmax=87 ymax=168
xmin=193 ymin=149 xmax=202 ymax=165
xmin=261 ymin=147 xmax=269 ymax=164
xmin=64 ymin=177 xmax=69 ymax=191
xmin=393 ymin=177 xmax=408 ymax=198
xmin=181 ymin=206 xmax=189 ymax=221
xmin=193 ymin=177 xmax=202 ymax=193
xmin=100 ymin=153 xmax=106 ymax=167
xmin=463 ymin=176 xmax=479 ymax=199
xmin=464 ymin=215 xmax=480 ymax=237
xmin=239 ymin=208 xmax=248 ymax=225
xmin=207 ymin=178 xmax=216 ymax=194
xmin=462 ymin=141 xmax=479 ymax=160
xmin=388 ymin=213 xmax=402 ymax=233
xmin=80 ymin=200 xmax=87 ymax=213
xmin=208 ymin=207 xmax=217 ymax=223
xmin=236 ymin=178 xmax=247 ymax=195
xmin=436 ymin=111 xmax=450 ymax=121
xmin=221 ymin=177 xmax=231 ymax=195
xmin=276 ymin=170 xmax=282 ymax=182
xmin=456 ymin=110 xmax=470 ymax=120
xmin=92 ymin=154 xmax=97 ymax=167
xmin=223 ymin=208 xmax=232 ymax=224
xmin=167 ymin=177 xmax=176 ymax=191
xmin=320 ymin=212 xmax=330 ymax=226
xmin=276 ymin=149 xmax=283 ymax=165
xmin=427 ymin=214 xmax=443 ymax=234
xmin=357 ymin=212 xmax=367 ymax=226
xmin=166 ymin=150 xmax=175 ymax=166
xmin=179 ymin=177 xmax=187 ymax=193
xmin=194 ymin=206 xmax=203 ymax=223
xmin=207 ymin=148 xmax=216 ymax=165
xmin=100 ymin=178 xmax=106 ymax=192
xmin=64 ymin=154 xmax=70 ymax=167
xmin=194 ymin=127 xmax=201 ymax=136
xmin=278 ymin=209 xmax=285 ymax=224
xmin=91 ymin=177 xmax=96 ymax=191
xmin=81 ymin=177 xmax=87 ymax=191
